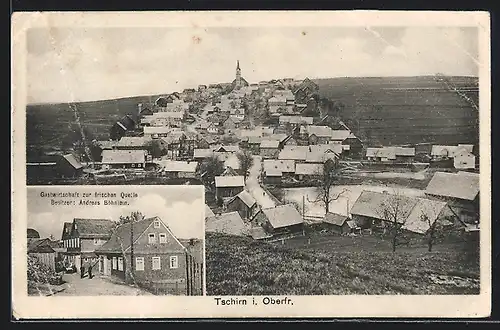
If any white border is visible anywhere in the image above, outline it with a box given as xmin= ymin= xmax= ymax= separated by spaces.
xmin=11 ymin=11 xmax=491 ymax=319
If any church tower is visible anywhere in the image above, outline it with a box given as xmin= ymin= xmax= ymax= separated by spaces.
xmin=235 ymin=60 xmax=242 ymax=89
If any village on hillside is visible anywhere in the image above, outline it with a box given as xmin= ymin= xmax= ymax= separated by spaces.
xmin=26 ymin=60 xmax=480 ymax=295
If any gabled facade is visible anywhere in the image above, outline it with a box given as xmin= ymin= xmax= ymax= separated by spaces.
xmin=95 ymin=217 xmax=198 ymax=293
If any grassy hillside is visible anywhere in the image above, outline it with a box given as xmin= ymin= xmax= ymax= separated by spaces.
xmin=26 ymin=95 xmax=162 ymax=161
xmin=205 ymin=232 xmax=479 ymax=295
xmin=314 ymin=76 xmax=479 ymax=146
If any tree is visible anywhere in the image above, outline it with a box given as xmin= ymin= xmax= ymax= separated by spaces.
xmin=377 ymin=190 xmax=413 ymax=252
xmin=198 ymin=155 xmax=225 ymax=188
xmin=308 ymin=159 xmax=347 ymax=214
xmin=236 ymin=150 xmax=254 ymax=181
xmin=146 ymin=139 xmax=168 ymax=159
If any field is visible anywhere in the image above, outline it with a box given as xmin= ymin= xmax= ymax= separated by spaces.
xmin=205 ymin=232 xmax=480 ymax=295
xmin=26 ymin=94 xmax=162 ymax=162
xmin=315 ymin=76 xmax=479 ymax=146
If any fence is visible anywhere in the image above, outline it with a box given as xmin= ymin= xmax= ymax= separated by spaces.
xmin=135 ymin=253 xmax=203 ymax=296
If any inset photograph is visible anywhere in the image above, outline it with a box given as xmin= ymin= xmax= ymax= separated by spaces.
xmin=26 ymin=185 xmax=204 ymax=296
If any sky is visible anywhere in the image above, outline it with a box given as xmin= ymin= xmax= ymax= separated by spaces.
xmin=27 ymin=186 xmax=204 ymax=240
xmin=26 ymin=26 xmax=479 ymax=104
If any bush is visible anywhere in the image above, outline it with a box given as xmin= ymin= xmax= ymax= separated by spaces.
xmin=27 ymin=256 xmax=63 ymax=285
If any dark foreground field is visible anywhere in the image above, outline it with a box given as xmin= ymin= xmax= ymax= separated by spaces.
xmin=205 ymin=232 xmax=480 ymax=295
xmin=315 ymin=76 xmax=479 ymax=146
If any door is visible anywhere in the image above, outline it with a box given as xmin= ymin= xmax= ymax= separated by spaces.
xmin=105 ymin=257 xmax=112 ymax=276
xmin=75 ymin=255 xmax=81 ymax=272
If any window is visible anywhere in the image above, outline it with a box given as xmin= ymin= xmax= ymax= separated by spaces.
xmin=148 ymin=233 xmax=156 ymax=244
xmin=132 ymin=163 xmax=135 ymax=168
xmin=135 ymin=257 xmax=145 ymax=271
xmin=170 ymin=256 xmax=178 ymax=269
xmin=159 ymin=233 xmax=167 ymax=243
xmin=152 ymin=257 xmax=161 ymax=270
xmin=118 ymin=257 xmax=124 ymax=271
xmin=84 ymin=258 xmax=88 ymax=262
xmin=154 ymin=220 xmax=161 ymax=228
xmin=76 ymin=238 xmax=80 ymax=247
xmin=94 ymin=238 xmax=99 ymax=245
xmin=138 ymin=163 xmax=142 ymax=168
xmin=112 ymin=257 xmax=117 ymax=270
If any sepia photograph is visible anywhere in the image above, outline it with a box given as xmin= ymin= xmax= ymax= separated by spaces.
xmin=12 ymin=11 xmax=490 ymax=318
xmin=25 ymin=185 xmax=205 ymax=297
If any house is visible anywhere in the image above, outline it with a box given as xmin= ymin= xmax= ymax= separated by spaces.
xmin=156 ymin=160 xmax=198 ymax=178
xmin=249 ymin=226 xmax=274 ymax=240
xmin=114 ymin=136 xmax=150 ymax=150
xmin=305 ymin=145 xmax=340 ymax=163
xmin=28 ymin=238 xmax=57 ymax=271
xmin=393 ymin=147 xmax=416 ymax=162
xmin=226 ymin=190 xmax=258 ymax=220
xmin=213 ymin=145 xmax=240 ymax=154
xmin=342 ymin=133 xmax=363 ymax=158
xmin=215 ymin=176 xmax=245 ymax=199
xmin=295 ymin=163 xmax=323 ymax=180
xmin=305 ymin=126 xmax=333 ymax=145
xmin=278 ymin=146 xmax=309 ymax=162
xmin=259 ymin=140 xmax=280 ymax=159
xmin=365 ymin=147 xmax=396 ymax=162
xmin=61 ymin=218 xmax=115 ymax=275
xmin=279 ymin=116 xmax=314 ymax=129
xmin=431 ymin=145 xmax=474 ymax=160
xmin=207 ymin=122 xmax=223 ymax=135
xmin=453 ymin=149 xmax=476 ymax=169
xmin=193 ymin=148 xmax=214 ymax=161
xmin=241 ymin=136 xmax=262 ymax=155
xmin=110 ymin=115 xmax=136 ymax=141
xmin=323 ymin=212 xmax=358 ymax=235
xmin=349 ymin=190 xmax=456 ymax=234
xmin=56 ymin=154 xmax=84 ymax=178
xmin=95 ymin=216 xmax=196 ymax=290
xmin=252 ymin=204 xmax=305 ymax=236
xmin=205 ymin=211 xmax=249 ymax=236
xmin=144 ymin=126 xmax=172 ymax=138
xmin=349 ymin=191 xmax=417 ymax=230
xmin=425 ymin=171 xmax=479 ymax=224
xmin=263 ymin=159 xmax=295 ymax=178
xmin=101 ymin=150 xmax=146 ymax=170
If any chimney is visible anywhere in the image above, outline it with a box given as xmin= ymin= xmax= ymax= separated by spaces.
xmin=138 ymin=103 xmax=143 ymax=116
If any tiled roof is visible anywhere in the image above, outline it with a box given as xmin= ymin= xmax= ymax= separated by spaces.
xmin=95 ymin=217 xmax=185 ymax=254
xmin=101 ymin=150 xmax=146 ymax=164
xmin=215 ymin=176 xmax=245 ymax=187
xmin=193 ymin=149 xmax=214 ymax=158
xmin=279 ymin=116 xmax=314 ymax=125
xmin=261 ymin=204 xmax=304 ymax=229
xmin=61 ymin=154 xmax=83 ymax=170
xmin=425 ymin=171 xmax=479 ymax=201
xmin=263 ymin=160 xmax=295 ymax=173
xmin=307 ymin=125 xmax=332 ymax=137
xmin=250 ymin=226 xmax=273 ymax=240
xmin=144 ymin=126 xmax=172 ymax=135
xmin=295 ymin=163 xmax=323 ymax=175
xmin=404 ymin=198 xmax=450 ymax=234
xmin=278 ymin=146 xmax=309 ymax=161
xmin=205 ymin=211 xmax=249 ymax=236
xmin=156 ymin=160 xmax=197 ymax=173
xmin=330 ymin=130 xmax=352 ymax=141
xmin=73 ymin=218 xmax=115 ymax=239
xmin=350 ymin=191 xmax=417 ymax=223
xmin=115 ymin=136 xmax=149 ymax=148
xmin=232 ymin=190 xmax=257 ymax=208
xmin=260 ymin=140 xmax=280 ymax=149
xmin=323 ymin=212 xmax=349 ymax=226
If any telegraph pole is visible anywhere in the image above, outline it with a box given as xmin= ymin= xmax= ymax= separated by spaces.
xmin=130 ymin=218 xmax=134 ymax=278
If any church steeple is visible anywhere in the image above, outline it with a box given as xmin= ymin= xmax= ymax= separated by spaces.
xmin=235 ymin=60 xmax=242 ymax=89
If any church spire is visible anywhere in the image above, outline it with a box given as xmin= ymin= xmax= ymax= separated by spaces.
xmin=236 ymin=60 xmax=240 ymax=70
